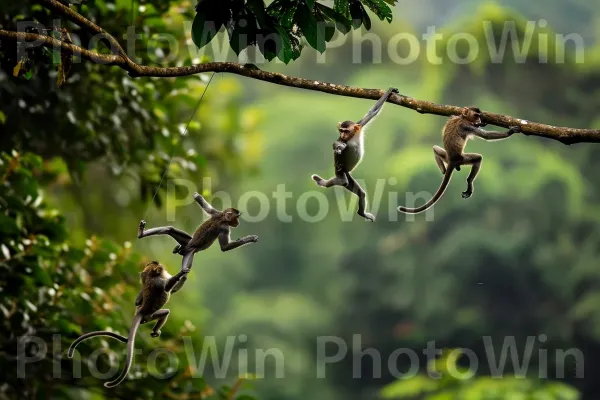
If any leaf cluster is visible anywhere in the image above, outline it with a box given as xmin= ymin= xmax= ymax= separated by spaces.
xmin=192 ymin=0 xmax=397 ymax=63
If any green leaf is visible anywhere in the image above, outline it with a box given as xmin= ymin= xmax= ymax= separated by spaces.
xmin=305 ymin=0 xmax=315 ymax=10
xmin=295 ymin=4 xmax=326 ymax=53
xmin=313 ymin=11 xmax=336 ymax=42
xmin=349 ymin=1 xmax=371 ymax=29
xmin=247 ymin=0 xmax=267 ymax=27
xmin=257 ymin=29 xmax=278 ymax=61
xmin=229 ymin=14 xmax=259 ymax=55
xmin=271 ymin=25 xmax=295 ymax=63
xmin=0 ymin=111 xmax=6 ymax=124
xmin=363 ymin=0 xmax=393 ymax=22
xmin=192 ymin=6 xmax=223 ymax=49
xmin=334 ymin=0 xmax=350 ymax=17
xmin=349 ymin=0 xmax=363 ymax=29
xmin=362 ymin=4 xmax=372 ymax=29
xmin=316 ymin=4 xmax=351 ymax=34
xmin=268 ymin=0 xmax=299 ymax=28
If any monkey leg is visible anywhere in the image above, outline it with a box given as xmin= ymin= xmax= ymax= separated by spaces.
xmin=170 ymin=275 xmax=187 ymax=293
xmin=219 ymin=232 xmax=259 ymax=252
xmin=180 ymin=250 xmax=196 ymax=274
xmin=137 ymin=221 xmax=192 ymax=245
xmin=146 ymin=309 xmax=170 ymax=338
xmin=461 ymin=153 xmax=482 ymax=199
xmin=311 ymin=170 xmax=348 ymax=188
xmin=433 ymin=145 xmax=447 ymax=174
xmin=345 ymin=173 xmax=375 ymax=222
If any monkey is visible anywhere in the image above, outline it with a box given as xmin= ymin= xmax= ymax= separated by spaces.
xmin=311 ymin=87 xmax=399 ymax=222
xmin=397 ymin=106 xmax=521 ymax=214
xmin=67 ymin=261 xmax=188 ymax=388
xmin=137 ymin=193 xmax=258 ymax=280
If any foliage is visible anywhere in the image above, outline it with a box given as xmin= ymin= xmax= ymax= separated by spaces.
xmin=0 ymin=1 xmax=254 ymax=207
xmin=192 ymin=0 xmax=398 ymax=63
xmin=3 ymin=1 xmax=600 ymax=400
xmin=0 ymin=151 xmax=257 ymax=399
xmin=381 ymin=350 xmax=580 ymax=400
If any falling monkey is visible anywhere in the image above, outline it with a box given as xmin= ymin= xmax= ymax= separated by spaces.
xmin=398 ymin=106 xmax=521 ymax=214
xmin=137 ymin=193 xmax=258 ymax=281
xmin=312 ymin=87 xmax=399 ymax=222
xmin=68 ymin=261 xmax=187 ymax=388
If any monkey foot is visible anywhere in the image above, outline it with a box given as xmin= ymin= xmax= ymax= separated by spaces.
xmin=311 ymin=175 xmax=324 ymax=186
xmin=461 ymin=191 xmax=472 ymax=199
xmin=137 ymin=220 xmax=146 ymax=238
xmin=391 ymin=87 xmax=399 ymax=94
xmin=360 ymin=212 xmax=375 ymax=222
xmin=151 ymin=330 xmax=161 ymax=338
xmin=247 ymin=235 xmax=259 ymax=243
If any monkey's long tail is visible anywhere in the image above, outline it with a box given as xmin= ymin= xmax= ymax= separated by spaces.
xmin=398 ymin=166 xmax=454 ymax=214
xmin=67 ymin=332 xmax=128 ymax=358
xmin=104 ymin=313 xmax=143 ymax=388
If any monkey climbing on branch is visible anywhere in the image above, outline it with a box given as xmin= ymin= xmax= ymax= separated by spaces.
xmin=67 ymin=261 xmax=187 ymax=388
xmin=137 ymin=193 xmax=258 ymax=281
xmin=398 ymin=106 xmax=521 ymax=214
xmin=312 ymin=87 xmax=399 ymax=222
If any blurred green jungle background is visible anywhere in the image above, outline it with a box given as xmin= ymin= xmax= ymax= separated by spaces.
xmin=2 ymin=0 xmax=600 ymax=399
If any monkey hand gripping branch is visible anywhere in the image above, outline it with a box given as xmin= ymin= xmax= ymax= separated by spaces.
xmin=67 ymin=261 xmax=188 ymax=387
xmin=312 ymin=87 xmax=399 ymax=222
xmin=137 ymin=193 xmax=259 ymax=286
xmin=397 ymin=106 xmax=521 ymax=214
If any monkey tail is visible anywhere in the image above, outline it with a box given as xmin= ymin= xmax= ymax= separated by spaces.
xmin=104 ymin=313 xmax=143 ymax=388
xmin=398 ymin=166 xmax=455 ymax=214
xmin=67 ymin=331 xmax=128 ymax=358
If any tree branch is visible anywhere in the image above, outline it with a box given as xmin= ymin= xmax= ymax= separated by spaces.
xmin=1 ymin=1 xmax=599 ymax=145
xmin=37 ymin=0 xmax=128 ymax=56
xmin=0 ymin=30 xmax=120 ymax=65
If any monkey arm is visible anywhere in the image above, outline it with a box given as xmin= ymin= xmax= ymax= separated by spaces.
xmin=333 ymin=139 xmax=347 ymax=154
xmin=165 ymin=270 xmax=188 ymax=293
xmin=468 ymin=125 xmax=519 ymax=141
xmin=135 ymin=290 xmax=143 ymax=306
xmin=218 ymin=231 xmax=259 ymax=252
xmin=357 ymin=87 xmax=399 ymax=127
xmin=170 ymin=276 xmax=187 ymax=293
xmin=193 ymin=192 xmax=219 ymax=216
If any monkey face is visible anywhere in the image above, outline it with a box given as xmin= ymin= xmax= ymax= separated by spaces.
xmin=463 ymin=107 xmax=484 ymax=126
xmin=338 ymin=121 xmax=358 ymax=140
xmin=339 ymin=130 xmax=353 ymax=141
xmin=224 ymin=208 xmax=241 ymax=227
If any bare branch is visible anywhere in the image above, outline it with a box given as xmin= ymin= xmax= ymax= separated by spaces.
xmin=36 ymin=0 xmax=127 ymax=56
xmin=1 ymin=1 xmax=599 ymax=145
xmin=0 ymin=30 xmax=121 ymax=65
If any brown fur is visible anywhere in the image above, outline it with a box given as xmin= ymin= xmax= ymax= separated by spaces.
xmin=398 ymin=106 xmax=518 ymax=214
xmin=67 ymin=261 xmax=186 ymax=388
xmin=337 ymin=121 xmax=362 ymax=142
xmin=178 ymin=207 xmax=241 ymax=254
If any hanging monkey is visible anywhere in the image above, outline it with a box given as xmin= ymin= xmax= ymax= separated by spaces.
xmin=398 ymin=106 xmax=520 ymax=214
xmin=137 ymin=193 xmax=258 ymax=282
xmin=67 ymin=261 xmax=187 ymax=388
xmin=311 ymin=87 xmax=399 ymax=222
